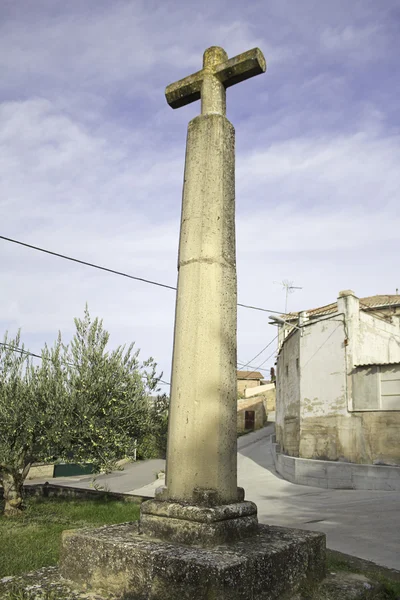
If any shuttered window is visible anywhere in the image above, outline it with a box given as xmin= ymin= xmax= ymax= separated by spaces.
xmin=380 ymin=365 xmax=400 ymax=410
xmin=352 ymin=364 xmax=400 ymax=411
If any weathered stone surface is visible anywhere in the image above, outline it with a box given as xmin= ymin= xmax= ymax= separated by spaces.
xmin=165 ymin=46 xmax=266 ymax=111
xmin=317 ymin=572 xmax=385 ymax=599
xmin=139 ymin=498 xmax=258 ymax=546
xmin=140 ymin=497 xmax=255 ymax=521
xmin=0 ymin=566 xmax=105 ymax=599
xmin=1 ymin=565 xmax=390 ymax=600
xmin=287 ymin=572 xmax=386 ymax=599
xmin=59 ymin=523 xmax=326 ymax=599
xmin=163 ymin=111 xmax=239 ymax=506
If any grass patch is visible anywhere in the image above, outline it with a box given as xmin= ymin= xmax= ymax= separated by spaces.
xmin=0 ymin=495 xmax=140 ymax=579
xmin=326 ymin=549 xmax=400 ymax=598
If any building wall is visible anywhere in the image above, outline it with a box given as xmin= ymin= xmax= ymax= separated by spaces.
xmin=244 ymin=382 xmax=274 ymax=398
xmin=237 ymin=397 xmax=266 ymax=432
xmin=276 ymin=291 xmax=400 ymax=466
xmin=298 ymin=317 xmax=348 ymax=461
xmin=237 ymin=379 xmax=260 ymax=395
xmin=348 ymin=303 xmax=400 ymax=465
xmin=275 ymin=331 xmax=300 ymax=456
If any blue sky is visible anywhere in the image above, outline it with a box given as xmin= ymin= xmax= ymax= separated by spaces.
xmin=1 ymin=0 xmax=399 ymax=390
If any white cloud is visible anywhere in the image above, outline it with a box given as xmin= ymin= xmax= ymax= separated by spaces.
xmin=320 ymin=25 xmax=386 ymax=61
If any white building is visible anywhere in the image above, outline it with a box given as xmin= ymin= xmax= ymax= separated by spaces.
xmin=274 ymin=290 xmax=400 ymax=467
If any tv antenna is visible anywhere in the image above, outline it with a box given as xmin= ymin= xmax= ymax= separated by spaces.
xmin=274 ymin=279 xmax=303 ymax=314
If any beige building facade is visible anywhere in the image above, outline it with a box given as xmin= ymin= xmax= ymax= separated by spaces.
xmin=236 ymin=370 xmax=264 ymax=396
xmin=275 ymin=291 xmax=400 ymax=466
xmin=237 ymin=380 xmax=276 ymax=433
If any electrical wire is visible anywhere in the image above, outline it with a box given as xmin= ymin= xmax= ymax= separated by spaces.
xmin=240 ymin=348 xmax=277 ymax=382
xmin=237 ymin=334 xmax=278 ymax=378
xmin=0 ymin=235 xmax=284 ymax=316
xmin=237 ymin=362 xmax=269 ymax=373
xmin=0 ymin=235 xmax=177 ymax=291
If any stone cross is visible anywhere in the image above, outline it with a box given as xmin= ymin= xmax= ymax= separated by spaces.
xmin=166 ymin=46 xmax=266 ymax=115
xmin=140 ymin=46 xmax=266 ymax=546
xmin=58 ymin=48 xmax=326 ymax=600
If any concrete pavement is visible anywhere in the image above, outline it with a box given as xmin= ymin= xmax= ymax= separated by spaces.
xmin=27 ymin=426 xmax=400 ymax=570
xmin=237 ymin=426 xmax=400 ymax=571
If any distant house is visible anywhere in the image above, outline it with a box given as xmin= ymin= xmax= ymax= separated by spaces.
xmin=236 ymin=370 xmax=264 ymax=395
xmin=236 ymin=371 xmax=276 ymax=432
xmin=273 ymin=290 xmax=400 ymax=466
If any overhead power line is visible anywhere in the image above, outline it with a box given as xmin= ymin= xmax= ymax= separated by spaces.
xmin=237 ymin=362 xmax=269 ymax=373
xmin=238 ymin=334 xmax=278 ymax=377
xmin=0 ymin=235 xmax=284 ymax=316
xmin=0 ymin=235 xmax=176 ymax=291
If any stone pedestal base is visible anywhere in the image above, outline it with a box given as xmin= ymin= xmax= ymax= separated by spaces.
xmin=60 ymin=523 xmax=326 ymax=600
xmin=139 ymin=498 xmax=258 ymax=546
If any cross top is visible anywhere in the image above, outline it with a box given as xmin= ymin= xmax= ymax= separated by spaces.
xmin=165 ymin=46 xmax=266 ymax=116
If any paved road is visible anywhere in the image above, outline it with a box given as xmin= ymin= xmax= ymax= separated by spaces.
xmin=28 ymin=458 xmax=165 ymax=494
xmin=237 ymin=426 xmax=400 ymax=571
xmin=29 ymin=426 xmax=400 ymax=570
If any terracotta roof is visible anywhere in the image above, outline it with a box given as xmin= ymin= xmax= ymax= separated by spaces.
xmin=237 ymin=370 xmax=264 ymax=380
xmin=284 ymin=295 xmax=400 ymax=322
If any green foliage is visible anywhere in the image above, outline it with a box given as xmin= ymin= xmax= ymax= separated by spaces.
xmin=136 ymin=393 xmax=169 ymax=459
xmin=59 ymin=306 xmax=159 ymax=471
xmin=326 ymin=550 xmax=400 ymax=599
xmin=0 ymin=306 xmax=168 ymax=514
xmin=0 ymin=332 xmax=69 ymax=513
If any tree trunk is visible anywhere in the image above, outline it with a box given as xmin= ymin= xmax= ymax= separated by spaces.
xmin=2 ymin=470 xmax=25 ymax=516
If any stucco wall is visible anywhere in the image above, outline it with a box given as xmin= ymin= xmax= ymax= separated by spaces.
xmin=275 ymin=331 xmax=300 ymax=456
xmin=237 ymin=379 xmax=260 ymax=395
xmin=355 ymin=311 xmax=400 ymax=366
xmin=299 ymin=318 xmax=348 ymax=460
xmin=244 ymin=382 xmax=274 ymax=398
xmin=244 ymin=383 xmax=276 ymax=411
xmin=277 ymin=293 xmax=400 ymax=465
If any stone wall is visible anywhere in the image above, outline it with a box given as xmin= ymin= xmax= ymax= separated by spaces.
xmin=298 ymin=412 xmax=400 ymax=465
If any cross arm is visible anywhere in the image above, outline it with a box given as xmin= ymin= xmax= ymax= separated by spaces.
xmin=165 ymin=47 xmax=266 ymax=110
xmin=214 ymin=48 xmax=266 ymax=89
xmin=165 ymin=69 xmax=204 ymax=110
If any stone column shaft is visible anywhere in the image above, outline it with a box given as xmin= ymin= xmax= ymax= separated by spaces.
xmin=164 ymin=112 xmax=238 ymax=504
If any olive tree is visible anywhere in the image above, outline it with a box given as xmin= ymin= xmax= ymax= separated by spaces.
xmin=61 ymin=306 xmax=159 ymax=470
xmin=0 ymin=332 xmax=67 ymax=516
xmin=0 ymin=307 xmax=162 ymax=516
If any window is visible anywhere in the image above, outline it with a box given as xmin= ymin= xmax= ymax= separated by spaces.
xmin=352 ymin=364 xmax=400 ymax=411
xmin=380 ymin=365 xmax=400 ymax=410
xmin=285 ymin=365 xmax=289 ymax=377
xmin=296 ymin=358 xmax=299 ymax=372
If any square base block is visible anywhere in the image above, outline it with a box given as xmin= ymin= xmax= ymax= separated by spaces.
xmin=60 ymin=523 xmax=326 ymax=600
xmin=139 ymin=498 xmax=258 ymax=546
